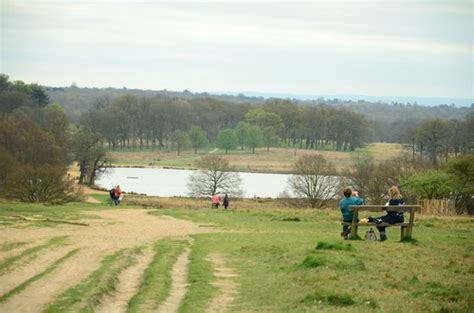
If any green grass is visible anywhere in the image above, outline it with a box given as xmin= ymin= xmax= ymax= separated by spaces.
xmin=45 ymin=247 xmax=140 ymax=313
xmin=0 ymin=236 xmax=68 ymax=274
xmin=0 ymin=200 xmax=101 ymax=226
xmin=128 ymin=239 xmax=188 ymax=312
xmin=179 ymin=235 xmax=217 ymax=313
xmin=315 ymin=241 xmax=354 ymax=251
xmin=148 ymin=208 xmax=473 ymax=312
xmin=1 ymin=200 xmax=472 ymax=312
xmin=0 ymin=249 xmax=79 ymax=302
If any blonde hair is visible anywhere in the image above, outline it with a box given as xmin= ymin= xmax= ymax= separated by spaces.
xmin=389 ymin=186 xmax=401 ymax=199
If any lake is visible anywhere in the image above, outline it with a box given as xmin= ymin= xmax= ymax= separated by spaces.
xmin=95 ymin=167 xmax=293 ymax=198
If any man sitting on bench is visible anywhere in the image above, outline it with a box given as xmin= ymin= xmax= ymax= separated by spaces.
xmin=339 ymin=187 xmax=364 ymax=239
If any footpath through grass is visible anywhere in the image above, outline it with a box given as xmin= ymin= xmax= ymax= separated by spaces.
xmin=151 ymin=208 xmax=474 ymax=312
xmin=128 ymin=239 xmax=188 ymax=312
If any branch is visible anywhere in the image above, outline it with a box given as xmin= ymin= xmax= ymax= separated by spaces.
xmin=11 ymin=215 xmax=89 ymax=226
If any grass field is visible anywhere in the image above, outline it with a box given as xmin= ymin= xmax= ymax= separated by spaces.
xmin=106 ymin=142 xmax=404 ymax=173
xmin=0 ymin=197 xmax=472 ymax=312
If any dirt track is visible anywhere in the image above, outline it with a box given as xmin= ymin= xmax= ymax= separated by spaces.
xmin=0 ymin=208 xmax=215 ymax=313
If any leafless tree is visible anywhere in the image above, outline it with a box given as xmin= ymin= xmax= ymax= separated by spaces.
xmin=289 ymin=155 xmax=339 ymax=208
xmin=187 ymin=155 xmax=242 ymax=197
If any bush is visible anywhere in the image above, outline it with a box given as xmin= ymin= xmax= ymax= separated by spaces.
xmin=4 ymin=164 xmax=78 ymax=203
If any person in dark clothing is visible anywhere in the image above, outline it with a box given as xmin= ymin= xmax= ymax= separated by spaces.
xmin=223 ymin=194 xmax=229 ymax=209
xmin=339 ymin=187 xmax=363 ymax=239
xmin=373 ymin=186 xmax=405 ymax=241
xmin=109 ymin=187 xmax=116 ymax=206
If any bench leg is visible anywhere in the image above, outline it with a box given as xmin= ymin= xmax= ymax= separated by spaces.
xmin=350 ymin=225 xmax=358 ymax=239
xmin=401 ymin=226 xmax=409 ymax=240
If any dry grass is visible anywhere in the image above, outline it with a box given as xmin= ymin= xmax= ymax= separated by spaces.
xmin=106 ymin=143 xmax=404 ymax=173
xmin=124 ymin=194 xmax=333 ymax=211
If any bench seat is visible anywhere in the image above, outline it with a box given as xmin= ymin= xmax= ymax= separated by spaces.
xmin=346 ymin=205 xmax=420 ymax=240
xmin=341 ymin=222 xmax=410 ymax=227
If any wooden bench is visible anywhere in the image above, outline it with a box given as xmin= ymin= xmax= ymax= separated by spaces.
xmin=342 ymin=205 xmax=420 ymax=240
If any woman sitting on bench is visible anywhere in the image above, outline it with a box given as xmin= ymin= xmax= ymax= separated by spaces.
xmin=372 ymin=186 xmax=404 ymax=241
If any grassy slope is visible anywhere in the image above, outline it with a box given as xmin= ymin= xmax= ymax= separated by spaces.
xmin=150 ymin=208 xmax=474 ymax=313
xmin=0 ymin=200 xmax=102 ymax=227
xmin=1 ymin=200 xmax=472 ymax=312
xmin=106 ymin=143 xmax=404 ymax=173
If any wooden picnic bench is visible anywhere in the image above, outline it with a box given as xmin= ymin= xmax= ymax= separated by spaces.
xmin=343 ymin=205 xmax=420 ymax=240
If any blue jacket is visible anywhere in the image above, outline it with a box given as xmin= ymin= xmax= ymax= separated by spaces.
xmin=340 ymin=196 xmax=364 ymax=222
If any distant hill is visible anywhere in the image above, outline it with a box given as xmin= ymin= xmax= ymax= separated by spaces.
xmin=45 ymin=86 xmax=472 ymax=123
xmin=219 ymin=91 xmax=473 ymax=107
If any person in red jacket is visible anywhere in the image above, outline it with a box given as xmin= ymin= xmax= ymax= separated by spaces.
xmin=114 ymin=185 xmax=122 ymax=206
xmin=211 ymin=193 xmax=220 ymax=209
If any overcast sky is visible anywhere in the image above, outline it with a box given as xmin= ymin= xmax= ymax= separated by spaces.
xmin=1 ymin=1 xmax=472 ymax=98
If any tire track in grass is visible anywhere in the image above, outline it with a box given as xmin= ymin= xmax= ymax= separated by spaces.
xmin=205 ymin=252 xmax=239 ymax=313
xmin=95 ymin=246 xmax=155 ymax=313
xmin=157 ymin=243 xmax=192 ymax=313
xmin=0 ymin=247 xmax=104 ymax=313
xmin=127 ymin=239 xmax=189 ymax=313
xmin=44 ymin=248 xmax=138 ymax=313
xmin=0 ymin=248 xmax=79 ymax=303
xmin=0 ymin=236 xmax=67 ymax=275
xmin=0 ymin=241 xmax=30 ymax=261
xmin=0 ymin=245 xmax=75 ymax=295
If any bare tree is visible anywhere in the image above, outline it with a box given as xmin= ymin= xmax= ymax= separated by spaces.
xmin=187 ymin=155 xmax=243 ymax=197
xmin=288 ymin=155 xmax=339 ymax=208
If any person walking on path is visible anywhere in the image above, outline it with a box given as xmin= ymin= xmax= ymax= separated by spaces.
xmin=223 ymin=194 xmax=229 ymax=209
xmin=211 ymin=193 xmax=220 ymax=209
xmin=114 ymin=185 xmax=122 ymax=206
xmin=339 ymin=187 xmax=364 ymax=239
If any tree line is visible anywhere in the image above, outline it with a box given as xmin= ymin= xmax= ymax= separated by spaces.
xmin=79 ymin=95 xmax=372 ymax=153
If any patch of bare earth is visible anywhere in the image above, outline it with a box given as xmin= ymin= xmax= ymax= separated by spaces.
xmin=95 ymin=246 xmax=155 ymax=313
xmin=0 ymin=241 xmax=39 ymax=262
xmin=0 ymin=209 xmax=214 ymax=313
xmin=157 ymin=243 xmax=192 ymax=313
xmin=206 ymin=252 xmax=239 ymax=313
xmin=0 ymin=245 xmax=74 ymax=295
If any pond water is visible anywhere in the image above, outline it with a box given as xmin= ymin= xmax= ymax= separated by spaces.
xmin=95 ymin=167 xmax=294 ymax=198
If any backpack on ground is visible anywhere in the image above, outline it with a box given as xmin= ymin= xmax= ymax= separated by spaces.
xmin=364 ymin=228 xmax=377 ymax=241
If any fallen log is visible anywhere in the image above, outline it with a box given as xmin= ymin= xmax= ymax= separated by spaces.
xmin=11 ymin=215 xmax=89 ymax=226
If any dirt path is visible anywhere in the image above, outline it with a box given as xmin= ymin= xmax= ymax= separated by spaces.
xmin=95 ymin=246 xmax=155 ymax=313
xmin=157 ymin=244 xmax=192 ymax=313
xmin=0 ymin=245 xmax=74 ymax=295
xmin=0 ymin=208 xmax=214 ymax=312
xmin=206 ymin=252 xmax=239 ymax=313
xmin=0 ymin=241 xmax=40 ymax=262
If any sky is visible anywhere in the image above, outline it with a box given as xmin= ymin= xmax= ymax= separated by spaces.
xmin=1 ymin=0 xmax=473 ymax=99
